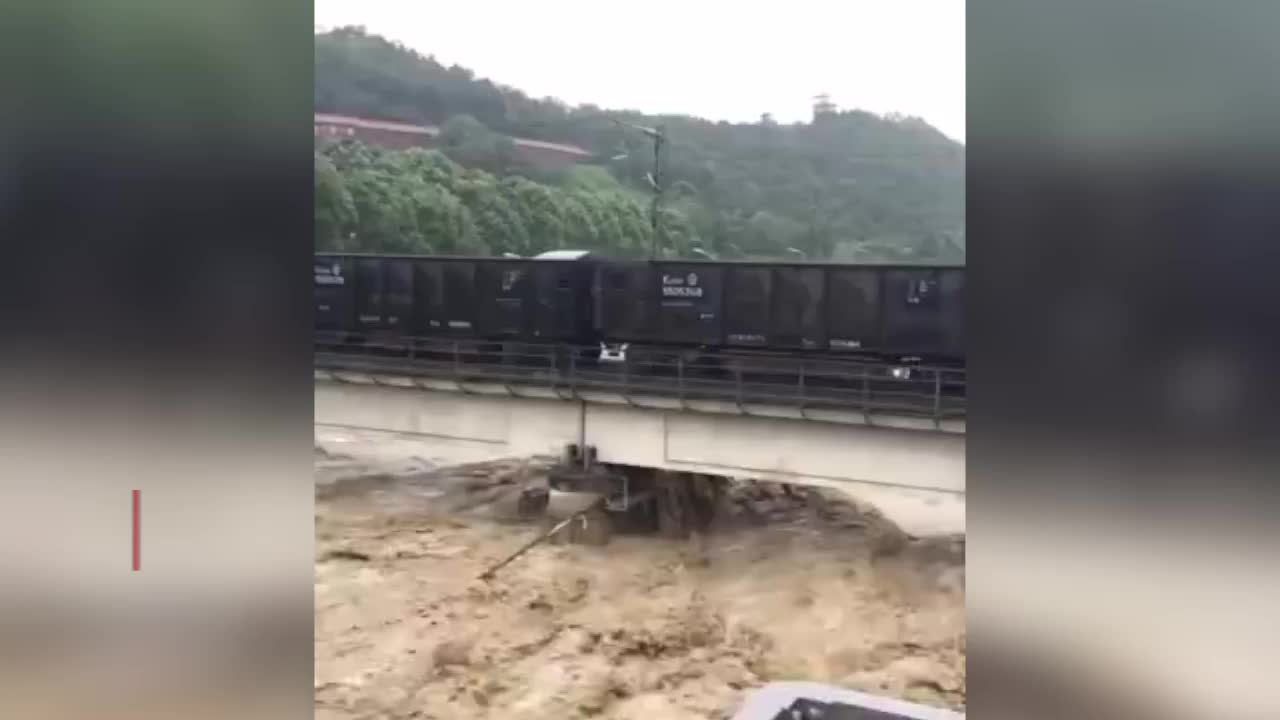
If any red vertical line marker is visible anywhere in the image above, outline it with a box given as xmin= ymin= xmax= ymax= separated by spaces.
xmin=132 ymin=489 xmax=140 ymax=571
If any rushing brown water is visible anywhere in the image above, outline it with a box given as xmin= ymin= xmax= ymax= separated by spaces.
xmin=314 ymin=456 xmax=965 ymax=719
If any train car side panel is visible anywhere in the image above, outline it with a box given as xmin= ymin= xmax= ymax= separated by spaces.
xmin=724 ymin=266 xmax=772 ymax=347
xmin=882 ymin=268 xmax=945 ymax=358
xmin=314 ymin=254 xmax=355 ymax=332
xmin=383 ymin=259 xmax=414 ymax=333
xmin=348 ymin=256 xmax=414 ymax=334
xmin=354 ymin=257 xmax=385 ymax=331
xmin=939 ymin=268 xmax=964 ymax=361
xmin=771 ymin=267 xmax=826 ymax=350
xmin=595 ymin=261 xmax=653 ymax=342
xmin=654 ymin=262 xmax=723 ymax=345
xmin=411 ymin=260 xmax=441 ymax=336
xmin=825 ymin=268 xmax=881 ymax=353
xmin=475 ymin=261 xmax=534 ymax=339
xmin=531 ymin=261 xmax=586 ymax=341
xmin=439 ymin=260 xmax=478 ymax=336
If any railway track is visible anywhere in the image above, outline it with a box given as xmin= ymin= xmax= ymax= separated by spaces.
xmin=314 ymin=339 xmax=965 ymax=422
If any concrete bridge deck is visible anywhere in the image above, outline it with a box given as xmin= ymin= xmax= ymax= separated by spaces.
xmin=315 ymin=367 xmax=965 ymax=537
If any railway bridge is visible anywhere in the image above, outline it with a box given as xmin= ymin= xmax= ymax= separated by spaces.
xmin=314 ymin=344 xmax=965 ymax=537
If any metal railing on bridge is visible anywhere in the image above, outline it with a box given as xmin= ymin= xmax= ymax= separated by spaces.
xmin=314 ymin=334 xmax=965 ymax=424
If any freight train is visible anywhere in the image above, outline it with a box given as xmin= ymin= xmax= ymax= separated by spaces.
xmin=314 ymin=250 xmax=964 ymax=367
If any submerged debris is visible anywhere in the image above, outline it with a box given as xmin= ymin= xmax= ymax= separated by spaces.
xmin=320 ymin=549 xmax=371 ymax=562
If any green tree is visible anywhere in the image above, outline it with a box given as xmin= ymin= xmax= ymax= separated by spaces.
xmin=500 ymin=177 xmax=567 ymax=253
xmin=398 ymin=147 xmax=463 ymax=189
xmin=343 ymin=167 xmax=423 ymax=252
xmin=454 ymin=174 xmax=530 ymax=254
xmin=407 ymin=182 xmax=483 ymax=254
xmin=314 ymin=153 xmax=356 ymax=250
xmin=558 ymin=192 xmax=600 ymax=250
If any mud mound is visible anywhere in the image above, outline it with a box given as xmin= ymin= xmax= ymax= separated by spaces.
xmin=716 ymin=480 xmax=914 ymax=557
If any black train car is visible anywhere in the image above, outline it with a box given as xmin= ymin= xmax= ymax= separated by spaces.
xmin=315 ymin=252 xmax=964 ymax=365
xmin=594 ymin=259 xmax=964 ymax=364
xmin=313 ymin=251 xmax=596 ymax=344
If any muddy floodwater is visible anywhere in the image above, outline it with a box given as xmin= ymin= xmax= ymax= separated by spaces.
xmin=314 ymin=454 xmax=965 ymax=719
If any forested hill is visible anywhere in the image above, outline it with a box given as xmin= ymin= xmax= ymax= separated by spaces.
xmin=315 ymin=26 xmax=965 ymax=262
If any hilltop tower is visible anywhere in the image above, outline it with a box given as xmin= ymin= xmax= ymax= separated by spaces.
xmin=812 ymin=93 xmax=837 ymax=122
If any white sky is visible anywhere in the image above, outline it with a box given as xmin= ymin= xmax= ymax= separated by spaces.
xmin=315 ymin=0 xmax=966 ymax=142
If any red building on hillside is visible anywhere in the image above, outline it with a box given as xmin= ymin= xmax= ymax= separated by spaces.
xmin=314 ymin=113 xmax=595 ymax=169
xmin=314 ymin=113 xmax=438 ymax=150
